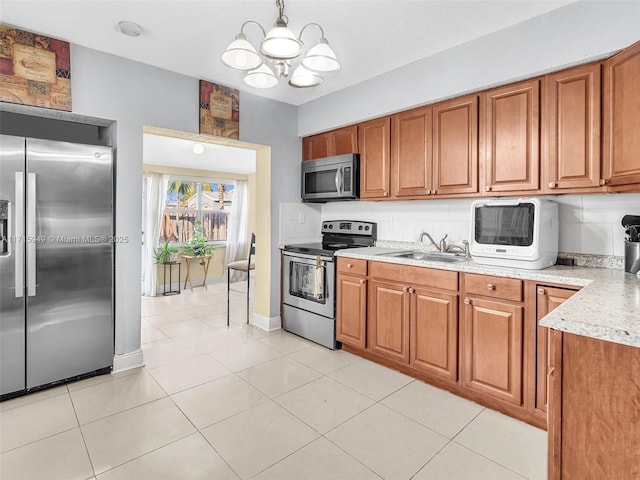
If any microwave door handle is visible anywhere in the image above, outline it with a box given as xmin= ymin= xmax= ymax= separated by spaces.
xmin=334 ymin=166 xmax=343 ymax=195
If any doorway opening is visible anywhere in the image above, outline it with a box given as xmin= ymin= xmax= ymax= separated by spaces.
xmin=140 ymin=126 xmax=272 ymax=342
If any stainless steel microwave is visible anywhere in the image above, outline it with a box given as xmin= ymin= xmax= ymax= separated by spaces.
xmin=301 ymin=154 xmax=359 ymax=202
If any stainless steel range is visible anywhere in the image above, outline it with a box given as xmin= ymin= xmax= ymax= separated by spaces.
xmin=282 ymin=220 xmax=376 ymax=349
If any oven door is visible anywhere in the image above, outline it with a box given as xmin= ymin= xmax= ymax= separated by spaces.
xmin=283 ymin=252 xmax=335 ymax=318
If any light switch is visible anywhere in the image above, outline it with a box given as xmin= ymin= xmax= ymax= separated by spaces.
xmin=298 ymin=213 xmax=305 ymax=224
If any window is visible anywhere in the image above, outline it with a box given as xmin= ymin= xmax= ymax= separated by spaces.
xmin=159 ymin=179 xmax=234 ymax=243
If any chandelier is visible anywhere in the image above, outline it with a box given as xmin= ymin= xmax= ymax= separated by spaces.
xmin=221 ymin=0 xmax=340 ymax=89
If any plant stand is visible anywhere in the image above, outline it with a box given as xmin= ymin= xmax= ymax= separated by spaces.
xmin=161 ymin=261 xmax=181 ymax=296
xmin=182 ymin=255 xmax=212 ymax=290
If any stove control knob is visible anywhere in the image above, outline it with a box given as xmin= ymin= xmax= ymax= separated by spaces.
xmin=329 ymin=224 xmax=333 ymax=229
xmin=358 ymin=225 xmax=363 ymax=230
xmin=365 ymin=226 xmax=370 ymax=231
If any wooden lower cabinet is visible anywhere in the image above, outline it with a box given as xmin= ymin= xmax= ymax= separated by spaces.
xmin=410 ymin=288 xmax=458 ymax=381
xmin=548 ymin=331 xmax=640 ymax=480
xmin=462 ymin=296 xmax=524 ymax=406
xmin=534 ymin=285 xmax=577 ymax=417
xmin=368 ymin=280 xmax=410 ymax=363
xmin=336 ymin=272 xmax=367 ymax=349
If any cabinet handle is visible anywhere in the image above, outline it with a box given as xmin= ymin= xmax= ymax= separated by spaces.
xmin=546 ymin=367 xmax=555 ymax=406
xmin=487 ymin=283 xmax=495 ymax=291
xmin=360 ymin=279 xmax=365 ymax=285
xmin=600 ymin=179 xmax=607 ymax=186
xmin=548 ymin=182 xmax=556 ymax=188
xmin=347 ymin=263 xmax=352 ymax=268
xmin=538 ymin=287 xmax=545 ymax=295
xmin=409 ymin=288 xmax=415 ymax=294
xmin=485 ymin=186 xmax=491 ymax=192
xmin=431 ymin=189 xmax=436 ymax=195
xmin=464 ymin=298 xmax=471 ymax=305
xmin=402 ymin=286 xmax=409 ymax=292
xmin=383 ymin=191 xmax=389 ymax=197
xmin=426 ymin=190 xmax=431 ymax=194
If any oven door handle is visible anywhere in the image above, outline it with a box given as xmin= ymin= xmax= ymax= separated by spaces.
xmin=283 ymin=252 xmax=333 ymax=263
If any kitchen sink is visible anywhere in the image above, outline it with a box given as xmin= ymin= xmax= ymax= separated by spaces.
xmin=380 ymin=250 xmax=467 ymax=263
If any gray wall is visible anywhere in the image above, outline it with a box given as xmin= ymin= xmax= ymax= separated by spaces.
xmin=69 ymin=45 xmax=298 ymax=355
xmin=298 ymin=1 xmax=640 ymax=135
xmin=240 ymin=95 xmax=300 ymax=318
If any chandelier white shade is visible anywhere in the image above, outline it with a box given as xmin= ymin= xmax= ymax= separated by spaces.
xmin=221 ymin=34 xmax=262 ymax=70
xmin=244 ymin=64 xmax=278 ymax=89
xmin=221 ymin=0 xmax=340 ymax=89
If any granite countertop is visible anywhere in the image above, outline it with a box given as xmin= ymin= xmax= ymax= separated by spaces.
xmin=336 ymin=243 xmax=640 ymax=349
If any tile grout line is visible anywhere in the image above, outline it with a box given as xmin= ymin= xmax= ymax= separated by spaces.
xmin=68 ymin=390 xmax=99 ymax=479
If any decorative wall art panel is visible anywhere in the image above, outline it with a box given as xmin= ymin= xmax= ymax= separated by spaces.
xmin=0 ymin=25 xmax=71 ymax=111
xmin=199 ymin=80 xmax=239 ymax=139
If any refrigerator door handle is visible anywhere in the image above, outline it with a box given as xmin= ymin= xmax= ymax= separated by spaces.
xmin=14 ymin=172 xmax=24 ymax=298
xmin=26 ymin=172 xmax=36 ymax=297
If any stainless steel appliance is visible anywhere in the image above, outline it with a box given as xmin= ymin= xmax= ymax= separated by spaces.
xmin=622 ymin=214 xmax=640 ymax=274
xmin=470 ymin=198 xmax=558 ymax=270
xmin=0 ymin=135 xmax=114 ymax=399
xmin=282 ymin=220 xmax=376 ymax=349
xmin=301 ymin=154 xmax=359 ymax=202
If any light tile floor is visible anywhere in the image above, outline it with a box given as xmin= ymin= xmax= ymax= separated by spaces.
xmin=0 ymin=281 xmax=547 ymax=480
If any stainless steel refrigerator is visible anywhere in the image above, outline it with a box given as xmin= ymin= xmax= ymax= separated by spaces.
xmin=0 ymin=134 xmax=114 ymax=398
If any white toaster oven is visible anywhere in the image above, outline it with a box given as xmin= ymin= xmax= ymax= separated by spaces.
xmin=470 ymin=198 xmax=558 ymax=270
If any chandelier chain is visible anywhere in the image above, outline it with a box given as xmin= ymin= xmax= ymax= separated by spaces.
xmin=275 ymin=0 xmax=289 ymax=25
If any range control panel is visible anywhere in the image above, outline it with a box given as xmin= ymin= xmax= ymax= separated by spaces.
xmin=321 ymin=220 xmax=377 ymax=237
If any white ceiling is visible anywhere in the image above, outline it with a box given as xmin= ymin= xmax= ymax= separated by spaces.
xmin=1 ymin=0 xmax=575 ymax=106
xmin=143 ymin=134 xmax=256 ymax=174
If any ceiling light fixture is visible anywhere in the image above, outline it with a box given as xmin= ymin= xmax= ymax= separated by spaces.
xmin=118 ymin=21 xmax=143 ymax=38
xmin=221 ymin=0 xmax=340 ymax=89
xmin=192 ymin=143 xmax=205 ymax=155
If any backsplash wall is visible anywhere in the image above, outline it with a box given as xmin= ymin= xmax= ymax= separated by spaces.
xmin=318 ymin=194 xmax=640 ymax=258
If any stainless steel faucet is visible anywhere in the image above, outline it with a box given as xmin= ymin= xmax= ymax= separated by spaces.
xmin=419 ymin=231 xmax=448 ymax=252
xmin=446 ymin=240 xmax=470 ymax=257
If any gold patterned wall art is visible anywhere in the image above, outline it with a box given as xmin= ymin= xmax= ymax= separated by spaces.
xmin=199 ymin=80 xmax=239 ymax=139
xmin=0 ymin=25 xmax=72 ymax=111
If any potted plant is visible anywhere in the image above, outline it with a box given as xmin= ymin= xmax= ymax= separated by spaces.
xmin=154 ymin=241 xmax=179 ymax=264
xmin=182 ymin=220 xmax=215 ymax=265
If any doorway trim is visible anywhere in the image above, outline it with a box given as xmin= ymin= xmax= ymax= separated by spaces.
xmin=143 ymin=126 xmax=272 ymax=326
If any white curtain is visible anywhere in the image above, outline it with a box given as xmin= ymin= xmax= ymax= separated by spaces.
xmin=224 ymin=180 xmax=249 ymax=282
xmin=143 ymin=173 xmax=169 ymax=296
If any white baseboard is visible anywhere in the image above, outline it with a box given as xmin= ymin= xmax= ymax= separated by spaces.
xmin=112 ymin=349 xmax=144 ymax=373
xmin=251 ymin=314 xmax=281 ymax=332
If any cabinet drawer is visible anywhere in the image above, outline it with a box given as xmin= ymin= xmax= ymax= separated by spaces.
xmin=370 ymin=261 xmax=458 ymax=291
xmin=337 ymin=257 xmax=367 ymax=276
xmin=465 ymin=273 xmax=523 ymax=302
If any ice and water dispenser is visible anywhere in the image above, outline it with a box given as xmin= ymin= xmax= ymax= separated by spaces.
xmin=0 ymin=200 xmax=8 ymax=255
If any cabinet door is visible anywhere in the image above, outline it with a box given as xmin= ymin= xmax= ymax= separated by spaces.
xmin=547 ymin=329 xmax=563 ymax=480
xmin=391 ymin=106 xmax=432 ymax=197
xmin=303 ymin=133 xmax=330 ymax=160
xmin=535 ymin=286 xmax=576 ymax=415
xmin=433 ymin=95 xmax=479 ymax=195
xmin=545 ymin=63 xmax=602 ymax=191
xmin=369 ymin=280 xmax=409 ymax=363
xmin=336 ymin=273 xmax=367 ymax=349
xmin=332 ymin=125 xmax=358 ymax=156
xmin=359 ymin=117 xmax=392 ymax=199
xmin=410 ymin=288 xmax=458 ymax=382
xmin=603 ymin=40 xmax=640 ymax=187
xmin=483 ymin=79 xmax=541 ymax=194
xmin=463 ymin=297 xmax=523 ymax=405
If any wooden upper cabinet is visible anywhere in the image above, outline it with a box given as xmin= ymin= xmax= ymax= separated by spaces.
xmin=332 ymin=125 xmax=358 ymax=156
xmin=544 ymin=63 xmax=602 ymax=192
xmin=391 ymin=106 xmax=433 ymax=197
xmin=433 ymin=95 xmax=479 ymax=195
xmin=483 ymin=79 xmax=541 ymax=194
xmin=359 ymin=117 xmax=392 ymax=199
xmin=302 ymin=125 xmax=357 ymax=161
xmin=603 ymin=40 xmax=640 ymax=187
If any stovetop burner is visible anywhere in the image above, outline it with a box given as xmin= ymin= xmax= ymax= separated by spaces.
xmin=283 ymin=220 xmax=377 ymax=257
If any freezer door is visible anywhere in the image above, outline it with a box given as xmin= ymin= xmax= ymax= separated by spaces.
xmin=0 ymin=134 xmax=26 ymax=396
xmin=26 ymin=138 xmax=114 ymax=389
